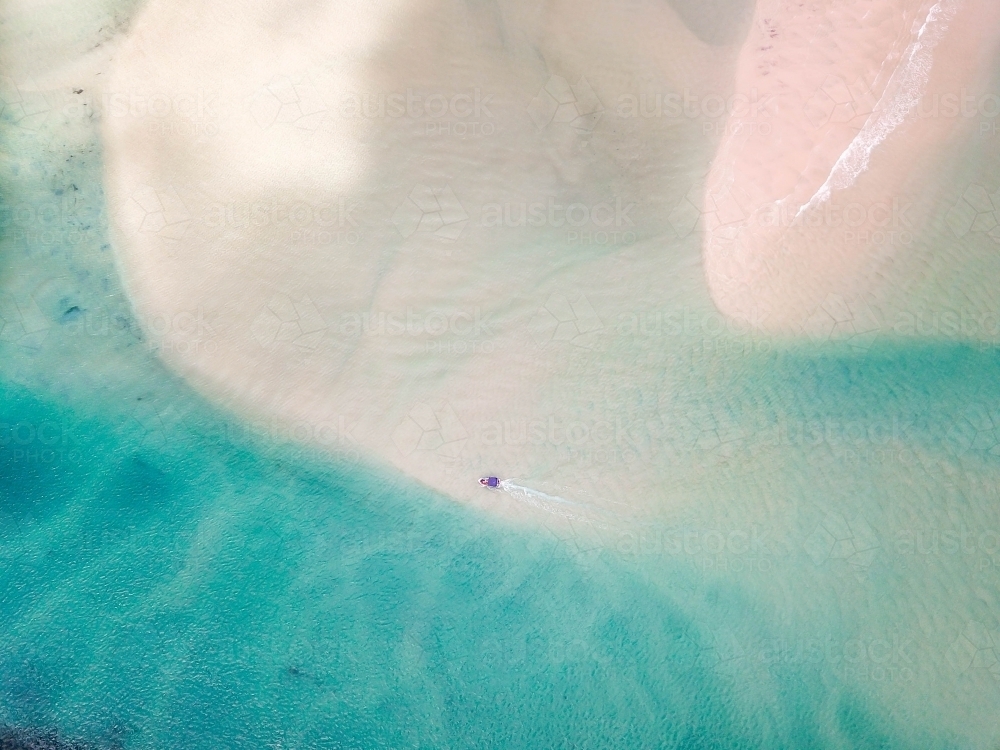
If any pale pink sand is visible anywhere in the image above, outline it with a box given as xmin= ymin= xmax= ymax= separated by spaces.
xmin=703 ymin=0 xmax=1000 ymax=332
xmin=102 ymin=0 xmax=728 ymax=528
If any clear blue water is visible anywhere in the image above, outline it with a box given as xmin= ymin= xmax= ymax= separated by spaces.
xmin=4 ymin=179 xmax=997 ymax=745
xmin=0 ymin=373 xmax=973 ymax=750
xmin=4 ymin=8 xmax=1000 ymax=748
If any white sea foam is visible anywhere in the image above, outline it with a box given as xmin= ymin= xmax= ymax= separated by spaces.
xmin=496 ymin=479 xmax=608 ymax=524
xmin=495 ymin=480 xmax=647 ymax=531
xmin=499 ymin=480 xmax=577 ymax=508
xmin=799 ymin=0 xmax=961 ymax=215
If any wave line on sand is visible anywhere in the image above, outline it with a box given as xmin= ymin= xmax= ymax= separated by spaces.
xmin=499 ymin=480 xmax=579 ymax=507
xmin=799 ymin=0 xmax=961 ymax=215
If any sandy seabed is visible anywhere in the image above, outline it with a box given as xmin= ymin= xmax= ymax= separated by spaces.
xmin=3 ymin=0 xmax=1000 ymax=744
xmin=95 ymin=0 xmax=1000 ymax=516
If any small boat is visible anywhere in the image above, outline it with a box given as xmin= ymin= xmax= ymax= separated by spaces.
xmin=479 ymin=476 xmax=500 ymax=488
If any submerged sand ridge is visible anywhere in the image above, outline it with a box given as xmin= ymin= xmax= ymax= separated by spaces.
xmin=31 ymin=0 xmax=994 ymax=740
xmin=5 ymin=0 xmax=1000 ymax=743
xmin=102 ymin=0 xmax=1000 ymax=517
xmin=102 ymin=0 xmax=736 ymax=517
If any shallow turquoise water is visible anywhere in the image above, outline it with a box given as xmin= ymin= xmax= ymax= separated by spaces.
xmin=0 ymin=162 xmax=994 ymax=750
xmin=0 ymin=375 xmax=972 ymax=750
xmin=4 ymin=6 xmax=1000 ymax=747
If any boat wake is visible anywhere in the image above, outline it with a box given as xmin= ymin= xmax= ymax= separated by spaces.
xmin=499 ymin=480 xmax=579 ymax=507
xmin=496 ymin=479 xmax=618 ymax=525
